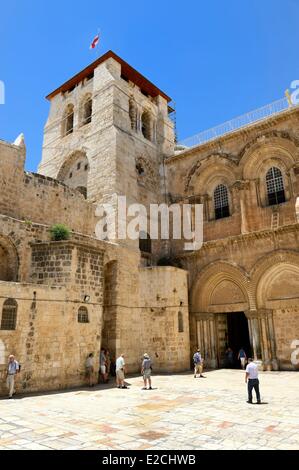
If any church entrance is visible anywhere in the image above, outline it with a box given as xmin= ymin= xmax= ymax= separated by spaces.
xmin=217 ymin=312 xmax=251 ymax=368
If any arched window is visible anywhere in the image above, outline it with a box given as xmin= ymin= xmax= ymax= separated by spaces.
xmin=136 ymin=162 xmax=145 ymax=176
xmin=76 ymin=186 xmax=87 ymax=199
xmin=141 ymin=110 xmax=152 ymax=141
xmin=63 ymin=104 xmax=74 ymax=136
xmin=78 ymin=306 xmax=89 ymax=323
xmin=57 ymin=151 xmax=89 ymax=198
xmin=129 ymin=98 xmax=137 ymax=130
xmin=178 ymin=312 xmax=184 ymax=333
xmin=82 ymin=97 xmax=92 ymax=125
xmin=139 ymin=231 xmax=151 ymax=254
xmin=1 ymin=298 xmax=17 ymax=330
xmin=214 ymin=184 xmax=230 ymax=219
xmin=266 ymin=167 xmax=286 ymax=206
xmin=0 ymin=237 xmax=18 ymax=282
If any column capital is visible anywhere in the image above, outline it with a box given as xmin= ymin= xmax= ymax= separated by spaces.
xmin=193 ymin=312 xmax=214 ymax=321
xmin=231 ymin=179 xmax=250 ymax=192
xmin=245 ymin=309 xmax=273 ymax=319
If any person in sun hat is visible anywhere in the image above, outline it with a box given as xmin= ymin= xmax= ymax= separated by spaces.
xmin=193 ymin=349 xmax=205 ymax=378
xmin=141 ymin=353 xmax=152 ymax=390
xmin=6 ymin=354 xmax=20 ymax=398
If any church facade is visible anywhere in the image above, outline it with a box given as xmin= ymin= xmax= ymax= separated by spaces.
xmin=0 ymin=51 xmax=298 ymax=395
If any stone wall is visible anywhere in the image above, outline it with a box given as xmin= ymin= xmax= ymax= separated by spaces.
xmin=138 ymin=266 xmax=190 ymax=372
xmin=0 ymin=140 xmax=96 ymax=235
xmin=273 ymin=308 xmax=299 ymax=370
xmin=166 ymin=109 xmax=299 ymax=249
xmin=0 ymin=281 xmax=103 ymax=395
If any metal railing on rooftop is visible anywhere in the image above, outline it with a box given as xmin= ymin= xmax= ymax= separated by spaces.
xmin=179 ymin=97 xmax=299 ymax=149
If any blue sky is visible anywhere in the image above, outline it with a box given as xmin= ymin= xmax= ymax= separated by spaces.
xmin=1 ymin=0 xmax=299 ymax=171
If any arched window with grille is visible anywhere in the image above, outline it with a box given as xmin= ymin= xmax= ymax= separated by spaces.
xmin=266 ymin=167 xmax=286 ymax=206
xmin=78 ymin=306 xmax=89 ymax=323
xmin=178 ymin=311 xmax=184 ymax=333
xmin=1 ymin=298 xmax=17 ymax=330
xmin=139 ymin=231 xmax=151 ymax=254
xmin=214 ymin=184 xmax=230 ymax=219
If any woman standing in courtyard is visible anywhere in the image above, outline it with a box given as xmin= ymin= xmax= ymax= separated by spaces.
xmin=85 ymin=353 xmax=95 ymax=387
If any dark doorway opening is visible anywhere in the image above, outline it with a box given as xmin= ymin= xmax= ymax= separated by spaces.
xmin=226 ymin=312 xmax=251 ymax=367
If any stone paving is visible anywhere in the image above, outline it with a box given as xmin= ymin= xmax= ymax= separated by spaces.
xmin=0 ymin=370 xmax=298 ymax=450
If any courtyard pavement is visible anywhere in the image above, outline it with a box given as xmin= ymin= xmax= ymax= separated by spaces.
xmin=0 ymin=369 xmax=298 ymax=450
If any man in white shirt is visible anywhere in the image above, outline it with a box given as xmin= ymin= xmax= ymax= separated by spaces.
xmin=245 ymin=358 xmax=261 ymax=404
xmin=6 ymin=355 xmax=20 ymax=399
xmin=115 ymin=354 xmax=127 ymax=389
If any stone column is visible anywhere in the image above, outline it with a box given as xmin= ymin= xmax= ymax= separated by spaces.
xmin=246 ymin=309 xmax=278 ymax=370
xmin=201 ymin=194 xmax=209 ymax=222
xmin=245 ymin=310 xmax=262 ymax=362
xmin=195 ymin=313 xmax=217 ymax=369
xmin=232 ymin=180 xmax=250 ymax=234
xmin=259 ymin=309 xmax=278 ymax=371
xmin=209 ymin=316 xmax=218 ymax=368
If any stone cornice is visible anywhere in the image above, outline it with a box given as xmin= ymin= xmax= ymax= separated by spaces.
xmin=166 ymin=106 xmax=299 ymax=164
xmin=176 ymin=223 xmax=299 ymax=260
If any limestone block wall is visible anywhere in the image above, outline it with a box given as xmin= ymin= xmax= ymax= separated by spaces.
xmin=0 ymin=140 xmax=97 ymax=235
xmin=166 ymin=108 xmax=299 ymax=251
xmin=273 ymin=308 xmax=299 ymax=370
xmin=0 ymin=282 xmax=102 ymax=395
xmin=137 ymin=266 xmax=190 ymax=372
xmin=30 ymin=241 xmax=104 ymax=303
xmin=20 ymin=173 xmax=96 ymax=234
xmin=38 ymin=55 xmax=174 ymax=255
xmin=0 ymin=139 xmax=25 ymax=218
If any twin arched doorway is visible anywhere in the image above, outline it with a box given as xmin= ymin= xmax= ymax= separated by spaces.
xmin=190 ymin=254 xmax=299 ymax=370
xmin=191 ymin=264 xmax=251 ymax=368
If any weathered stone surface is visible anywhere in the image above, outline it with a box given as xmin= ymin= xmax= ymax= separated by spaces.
xmin=0 ymin=52 xmax=299 ymax=396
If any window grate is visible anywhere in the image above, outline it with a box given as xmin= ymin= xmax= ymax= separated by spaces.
xmin=1 ymin=298 xmax=17 ymax=330
xmin=214 ymin=184 xmax=230 ymax=219
xmin=78 ymin=306 xmax=89 ymax=323
xmin=266 ymin=167 xmax=286 ymax=206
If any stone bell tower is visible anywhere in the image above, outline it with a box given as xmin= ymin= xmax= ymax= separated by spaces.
xmin=39 ymin=51 xmax=175 ymax=252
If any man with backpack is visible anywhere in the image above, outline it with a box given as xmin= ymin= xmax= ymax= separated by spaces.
xmin=193 ymin=349 xmax=205 ymax=378
xmin=141 ymin=353 xmax=152 ymax=390
xmin=6 ymin=354 xmax=20 ymax=398
xmin=238 ymin=347 xmax=247 ymax=370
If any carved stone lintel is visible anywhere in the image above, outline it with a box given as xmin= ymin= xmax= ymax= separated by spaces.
xmin=232 ymin=179 xmax=250 ymax=191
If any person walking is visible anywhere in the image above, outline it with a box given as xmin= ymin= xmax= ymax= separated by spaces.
xmin=225 ymin=347 xmax=234 ymax=368
xmin=238 ymin=347 xmax=247 ymax=370
xmin=105 ymin=349 xmax=111 ymax=382
xmin=6 ymin=355 xmax=20 ymax=399
xmin=141 ymin=353 xmax=152 ymax=390
xmin=193 ymin=349 xmax=205 ymax=378
xmin=99 ymin=348 xmax=107 ymax=383
xmin=245 ymin=358 xmax=261 ymax=404
xmin=85 ymin=353 xmax=95 ymax=387
xmin=116 ymin=353 xmax=127 ymax=389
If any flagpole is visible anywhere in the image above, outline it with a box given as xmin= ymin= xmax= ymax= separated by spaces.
xmin=89 ymin=29 xmax=101 ymax=57
xmin=96 ymin=28 xmax=101 ymax=58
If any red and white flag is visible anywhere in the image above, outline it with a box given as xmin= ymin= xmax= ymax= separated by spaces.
xmin=90 ymin=34 xmax=100 ymax=50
